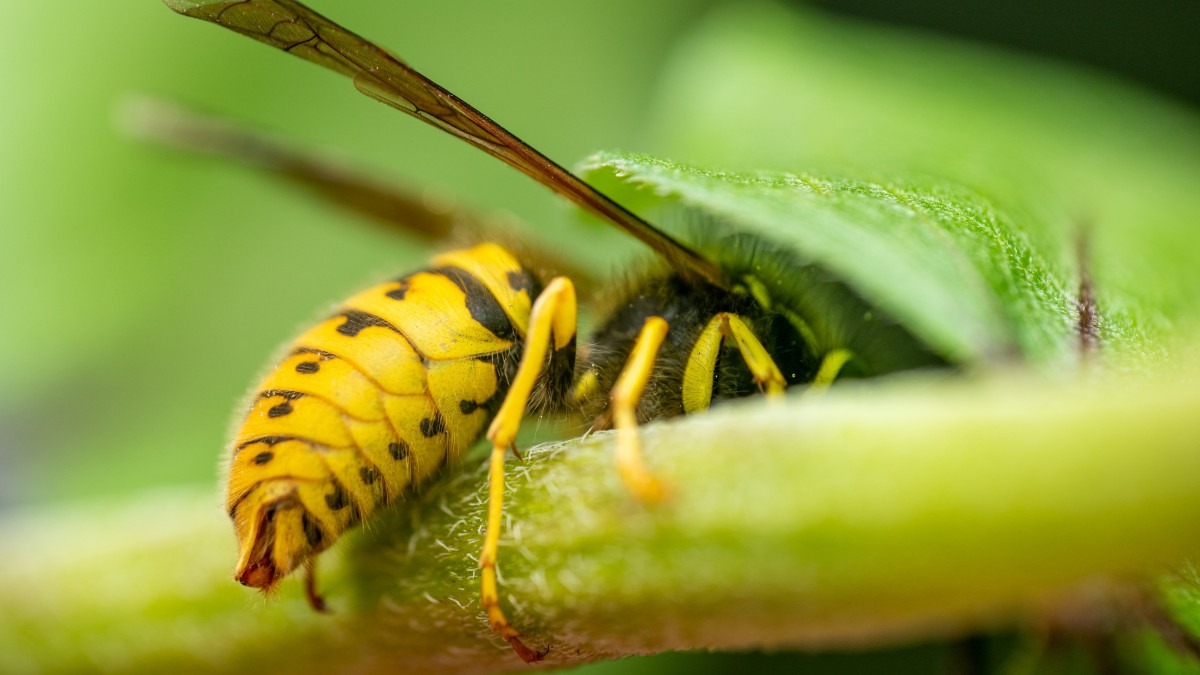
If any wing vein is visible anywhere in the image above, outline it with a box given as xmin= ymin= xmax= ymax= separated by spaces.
xmin=169 ymin=0 xmax=728 ymax=288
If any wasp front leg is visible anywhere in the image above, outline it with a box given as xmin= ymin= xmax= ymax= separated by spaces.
xmin=481 ymin=276 xmax=576 ymax=663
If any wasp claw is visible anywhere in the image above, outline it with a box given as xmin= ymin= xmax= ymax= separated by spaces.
xmin=506 ymin=635 xmax=547 ymax=663
xmin=304 ymin=564 xmax=331 ymax=614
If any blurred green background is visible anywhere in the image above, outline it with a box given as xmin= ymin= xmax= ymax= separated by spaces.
xmin=3 ymin=0 xmax=1199 ymax=672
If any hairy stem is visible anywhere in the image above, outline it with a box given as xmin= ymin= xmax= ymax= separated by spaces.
xmin=4 ymin=371 xmax=1200 ymax=673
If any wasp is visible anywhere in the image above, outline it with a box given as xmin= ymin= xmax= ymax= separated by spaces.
xmin=165 ymin=0 xmax=942 ymax=662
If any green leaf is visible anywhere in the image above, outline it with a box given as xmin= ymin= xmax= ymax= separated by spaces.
xmin=581 ymin=153 xmax=1158 ymax=369
xmin=642 ymin=2 xmax=1200 ymax=341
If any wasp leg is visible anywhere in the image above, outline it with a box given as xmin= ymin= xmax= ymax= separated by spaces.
xmin=303 ymin=560 xmax=330 ymax=613
xmin=610 ymin=316 xmax=672 ymax=504
xmin=481 ymin=276 xmax=576 ymax=663
xmin=807 ymin=348 xmax=853 ymax=393
xmin=682 ymin=313 xmax=787 ymax=414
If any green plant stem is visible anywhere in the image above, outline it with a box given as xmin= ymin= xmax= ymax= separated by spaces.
xmin=4 ymin=371 xmax=1200 ymax=674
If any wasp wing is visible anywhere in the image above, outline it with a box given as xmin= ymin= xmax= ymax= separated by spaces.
xmin=164 ymin=0 xmax=727 ymax=288
xmin=124 ymin=96 xmax=459 ymax=240
xmin=124 ymin=96 xmax=598 ymax=288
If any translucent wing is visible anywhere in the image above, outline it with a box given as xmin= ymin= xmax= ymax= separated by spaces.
xmin=165 ymin=0 xmax=727 ymax=288
xmin=123 ymin=96 xmax=598 ymax=288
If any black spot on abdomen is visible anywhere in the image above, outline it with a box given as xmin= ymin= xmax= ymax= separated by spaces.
xmin=506 ymin=270 xmax=532 ymax=294
xmin=420 ymin=413 xmax=447 ymax=437
xmin=336 ymin=311 xmax=398 ymax=337
xmin=253 ymin=451 xmax=273 ymax=465
xmin=325 ymin=483 xmax=348 ymax=511
xmin=385 ymin=279 xmax=410 ymax=301
xmin=260 ymin=390 xmax=303 ymax=418
xmin=389 ymin=441 xmax=410 ymax=460
xmin=458 ymin=386 xmax=506 ymax=419
xmin=302 ymin=513 xmax=324 ymax=548
xmin=295 ymin=360 xmax=320 ymax=374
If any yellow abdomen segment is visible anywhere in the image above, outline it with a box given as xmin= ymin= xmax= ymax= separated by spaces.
xmin=226 ymin=244 xmax=536 ymax=590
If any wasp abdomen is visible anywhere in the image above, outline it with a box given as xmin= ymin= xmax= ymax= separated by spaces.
xmin=226 ymin=243 xmax=536 ymax=591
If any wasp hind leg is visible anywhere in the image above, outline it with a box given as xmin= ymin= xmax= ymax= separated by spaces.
xmin=303 ymin=560 xmax=330 ymax=613
xmin=481 ymin=276 xmax=577 ymax=663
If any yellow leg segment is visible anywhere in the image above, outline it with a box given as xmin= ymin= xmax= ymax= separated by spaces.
xmin=480 ymin=276 xmax=576 ymax=663
xmin=611 ymin=316 xmax=671 ymax=504
xmin=720 ymin=314 xmax=787 ymax=397
xmin=807 ymin=348 xmax=853 ymax=395
xmin=682 ymin=313 xmax=787 ymax=414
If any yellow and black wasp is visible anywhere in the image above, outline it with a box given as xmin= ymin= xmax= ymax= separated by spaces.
xmin=164 ymin=0 xmax=943 ymax=662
